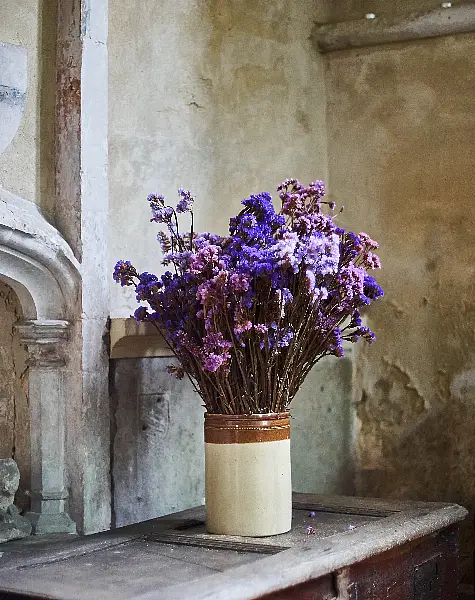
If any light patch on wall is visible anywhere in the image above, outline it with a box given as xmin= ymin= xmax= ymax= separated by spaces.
xmin=0 ymin=42 xmax=27 ymax=155
xmin=450 ymin=370 xmax=475 ymax=402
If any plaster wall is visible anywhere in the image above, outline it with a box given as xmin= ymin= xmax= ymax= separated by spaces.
xmin=108 ymin=0 xmax=349 ymax=522
xmin=109 ymin=0 xmax=328 ymax=318
xmin=326 ymin=32 xmax=475 ymax=583
xmin=0 ymin=281 xmax=30 ymax=510
xmin=0 ymin=0 xmax=56 ymax=216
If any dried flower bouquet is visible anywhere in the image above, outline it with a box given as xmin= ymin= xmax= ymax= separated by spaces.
xmin=114 ymin=179 xmax=383 ymax=414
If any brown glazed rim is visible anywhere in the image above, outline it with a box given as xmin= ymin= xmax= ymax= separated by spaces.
xmin=204 ymin=412 xmax=290 ymax=444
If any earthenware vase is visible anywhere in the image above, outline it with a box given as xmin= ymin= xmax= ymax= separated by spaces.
xmin=204 ymin=412 xmax=291 ymax=537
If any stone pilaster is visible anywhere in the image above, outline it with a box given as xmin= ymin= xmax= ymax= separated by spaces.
xmin=16 ymin=320 xmax=76 ymax=534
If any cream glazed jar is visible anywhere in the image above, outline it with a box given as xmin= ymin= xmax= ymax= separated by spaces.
xmin=204 ymin=412 xmax=291 ymax=537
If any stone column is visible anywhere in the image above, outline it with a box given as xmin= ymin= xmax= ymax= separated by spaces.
xmin=55 ymin=0 xmax=110 ymax=534
xmin=16 ymin=320 xmax=76 ymax=534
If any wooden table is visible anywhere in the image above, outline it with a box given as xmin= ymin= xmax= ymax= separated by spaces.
xmin=0 ymin=494 xmax=467 ymax=600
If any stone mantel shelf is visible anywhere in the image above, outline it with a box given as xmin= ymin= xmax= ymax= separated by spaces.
xmin=312 ymin=3 xmax=475 ymax=53
xmin=109 ymin=319 xmax=357 ymax=360
xmin=110 ymin=318 xmax=174 ymax=359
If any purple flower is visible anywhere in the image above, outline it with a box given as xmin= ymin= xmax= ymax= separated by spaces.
xmin=202 ymin=352 xmax=230 ymax=372
xmin=133 ymin=306 xmax=148 ymax=321
xmin=349 ymin=326 xmax=376 ymax=344
xmin=176 ymin=188 xmax=194 ymax=213
xmin=253 ymin=324 xmax=268 ymax=334
xmin=151 ymin=206 xmax=174 ymax=224
xmin=113 ymin=260 xmax=138 ymax=286
xmin=234 ymin=321 xmax=252 ymax=336
xmin=203 ymin=332 xmax=232 ymax=353
xmin=306 ymin=525 xmax=316 ymax=535
xmin=229 ymin=273 xmax=250 ymax=293
xmin=363 ymin=275 xmax=384 ymax=300
xmin=113 ymin=178 xmax=383 ymax=414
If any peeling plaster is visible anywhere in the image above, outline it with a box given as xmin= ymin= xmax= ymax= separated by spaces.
xmin=327 ymin=30 xmax=475 ymax=582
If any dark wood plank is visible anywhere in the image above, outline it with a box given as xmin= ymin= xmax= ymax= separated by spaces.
xmin=348 ymin=526 xmax=459 ymax=600
xmin=256 ymin=574 xmax=337 ymax=600
xmin=145 ymin=532 xmax=286 ymax=554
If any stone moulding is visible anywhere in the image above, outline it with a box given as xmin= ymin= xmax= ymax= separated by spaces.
xmin=0 ymin=187 xmax=80 ymax=320
xmin=312 ymin=4 xmax=475 ymax=52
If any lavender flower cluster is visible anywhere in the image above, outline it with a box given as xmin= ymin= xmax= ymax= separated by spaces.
xmin=113 ymin=179 xmax=383 ymax=414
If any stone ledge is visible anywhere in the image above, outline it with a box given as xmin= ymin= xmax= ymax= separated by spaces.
xmin=110 ymin=318 xmax=174 ymax=359
xmin=110 ymin=319 xmax=358 ymax=360
xmin=312 ymin=4 xmax=475 ymax=53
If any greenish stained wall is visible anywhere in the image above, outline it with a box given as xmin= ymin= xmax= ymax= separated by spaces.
xmin=109 ymin=0 xmax=347 ymax=525
xmin=324 ymin=0 xmax=450 ymax=22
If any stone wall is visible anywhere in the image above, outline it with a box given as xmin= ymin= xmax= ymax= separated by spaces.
xmin=111 ymin=358 xmax=204 ymax=526
xmin=0 ymin=0 xmax=56 ymax=216
xmin=0 ymin=281 xmax=30 ymax=510
xmin=325 ymin=31 xmax=475 ymax=583
xmin=109 ymin=0 xmax=328 ymax=318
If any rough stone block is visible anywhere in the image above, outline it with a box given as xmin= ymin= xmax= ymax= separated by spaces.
xmin=0 ymin=458 xmax=32 ymax=542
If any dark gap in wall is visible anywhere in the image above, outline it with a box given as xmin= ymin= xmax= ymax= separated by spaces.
xmin=37 ymin=0 xmax=57 ymax=219
xmin=109 ymin=356 xmax=118 ymax=530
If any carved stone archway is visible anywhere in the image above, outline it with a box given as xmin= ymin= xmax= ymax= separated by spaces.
xmin=0 ymin=187 xmax=80 ymax=533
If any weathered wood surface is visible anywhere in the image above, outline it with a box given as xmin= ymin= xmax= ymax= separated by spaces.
xmin=0 ymin=494 xmax=467 ymax=600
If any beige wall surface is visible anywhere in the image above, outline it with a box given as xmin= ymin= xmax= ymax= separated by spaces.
xmin=326 ymin=33 xmax=475 ymax=582
xmin=0 ymin=0 xmax=56 ymax=216
xmin=109 ymin=0 xmax=328 ymax=318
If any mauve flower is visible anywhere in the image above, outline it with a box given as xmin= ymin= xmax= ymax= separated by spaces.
xmin=359 ymin=231 xmax=379 ymax=249
xmin=229 ymin=273 xmax=250 ymax=293
xmin=253 ymin=324 xmax=268 ymax=334
xmin=176 ymin=188 xmax=194 ymax=213
xmin=234 ymin=321 xmax=252 ymax=336
xmin=133 ymin=306 xmax=148 ymax=321
xmin=113 ymin=260 xmax=138 ymax=286
xmin=203 ymin=352 xmax=230 ymax=372
xmin=306 ymin=526 xmax=316 ymax=535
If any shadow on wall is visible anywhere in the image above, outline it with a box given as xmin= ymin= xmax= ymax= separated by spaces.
xmin=0 ymin=280 xmax=30 ymax=511
xmin=111 ymin=358 xmax=205 ymax=528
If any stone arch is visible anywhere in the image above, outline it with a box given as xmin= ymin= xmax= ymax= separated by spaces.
xmin=0 ymin=187 xmax=80 ymax=320
xmin=0 ymin=186 xmax=80 ymax=533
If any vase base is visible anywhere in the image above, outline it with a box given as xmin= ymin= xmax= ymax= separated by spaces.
xmin=205 ymin=523 xmax=291 ymax=537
